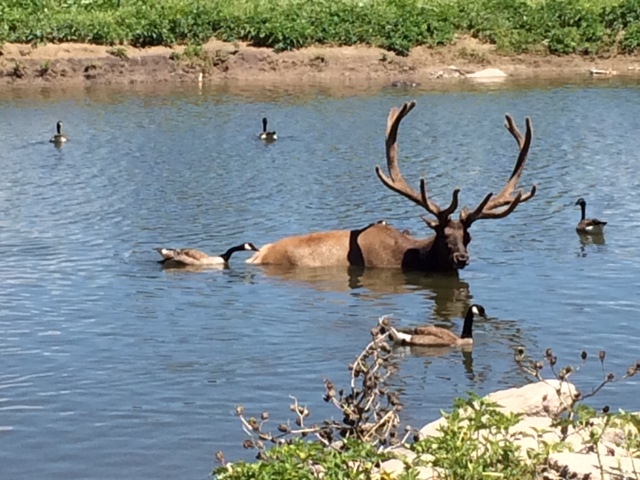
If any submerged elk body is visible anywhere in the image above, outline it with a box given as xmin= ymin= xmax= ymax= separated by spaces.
xmin=247 ymin=101 xmax=536 ymax=272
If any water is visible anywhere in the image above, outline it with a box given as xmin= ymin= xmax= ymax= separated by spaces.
xmin=1 ymin=78 xmax=639 ymax=479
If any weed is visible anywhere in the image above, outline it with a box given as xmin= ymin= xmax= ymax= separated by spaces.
xmin=37 ymin=60 xmax=51 ymax=77
xmin=456 ymin=46 xmax=489 ymax=64
xmin=412 ymin=395 xmax=538 ymax=480
xmin=183 ymin=43 xmax=204 ymax=59
xmin=10 ymin=61 xmax=26 ymax=78
xmin=107 ymin=46 xmax=128 ymax=60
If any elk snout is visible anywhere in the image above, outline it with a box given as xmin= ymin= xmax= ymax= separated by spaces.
xmin=452 ymin=252 xmax=469 ymax=268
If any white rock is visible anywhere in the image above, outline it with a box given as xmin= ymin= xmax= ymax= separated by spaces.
xmin=549 ymin=451 xmax=640 ymax=479
xmin=486 ymin=379 xmax=577 ymax=417
xmin=465 ymin=67 xmax=508 ymax=78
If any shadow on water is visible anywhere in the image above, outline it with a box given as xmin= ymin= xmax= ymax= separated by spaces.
xmin=577 ymin=232 xmax=606 ymax=257
xmin=256 ymin=264 xmax=472 ymax=319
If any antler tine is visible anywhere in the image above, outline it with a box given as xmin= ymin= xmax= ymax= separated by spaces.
xmin=375 ymin=101 xmax=444 ymax=220
xmin=464 ymin=115 xmax=536 ymax=225
xmin=422 ymin=178 xmax=460 ymax=219
xmin=460 ymin=191 xmax=493 ymax=224
xmin=504 ymin=114 xmax=525 ymax=148
xmin=502 ymin=116 xmax=534 ymax=198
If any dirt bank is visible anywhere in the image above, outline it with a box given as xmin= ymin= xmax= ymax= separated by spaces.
xmin=1 ymin=38 xmax=639 ymax=87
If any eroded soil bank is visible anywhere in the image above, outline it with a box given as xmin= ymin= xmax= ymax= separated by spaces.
xmin=1 ymin=38 xmax=639 ymax=88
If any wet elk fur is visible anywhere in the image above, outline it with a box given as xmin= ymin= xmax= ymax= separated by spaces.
xmin=247 ymin=101 xmax=536 ymax=272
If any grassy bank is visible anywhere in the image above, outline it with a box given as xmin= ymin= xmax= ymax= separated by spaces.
xmin=1 ymin=0 xmax=639 ymax=56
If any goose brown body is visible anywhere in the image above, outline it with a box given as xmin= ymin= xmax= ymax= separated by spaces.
xmin=49 ymin=120 xmax=68 ymax=144
xmin=575 ymin=198 xmax=607 ymax=234
xmin=387 ymin=304 xmax=487 ymax=347
xmin=155 ymin=243 xmax=258 ymax=267
xmin=259 ymin=117 xmax=277 ymax=141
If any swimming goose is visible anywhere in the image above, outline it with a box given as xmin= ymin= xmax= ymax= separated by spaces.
xmin=155 ymin=242 xmax=259 ymax=267
xmin=575 ymin=198 xmax=607 ymax=234
xmin=259 ymin=117 xmax=277 ymax=141
xmin=49 ymin=121 xmax=68 ymax=144
xmin=386 ymin=304 xmax=487 ymax=347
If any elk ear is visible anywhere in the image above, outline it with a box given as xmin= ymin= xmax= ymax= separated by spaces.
xmin=420 ymin=215 xmax=440 ymax=230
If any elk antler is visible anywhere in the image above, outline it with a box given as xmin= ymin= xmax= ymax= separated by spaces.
xmin=461 ymin=114 xmax=537 ymax=226
xmin=375 ymin=101 xmax=460 ymax=229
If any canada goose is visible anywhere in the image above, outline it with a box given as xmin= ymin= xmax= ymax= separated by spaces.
xmin=259 ymin=117 xmax=277 ymax=141
xmin=49 ymin=121 xmax=68 ymax=144
xmin=155 ymin=242 xmax=259 ymax=267
xmin=386 ymin=304 xmax=487 ymax=347
xmin=575 ymin=198 xmax=607 ymax=234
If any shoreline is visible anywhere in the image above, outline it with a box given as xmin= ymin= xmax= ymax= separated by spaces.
xmin=1 ymin=39 xmax=639 ymax=88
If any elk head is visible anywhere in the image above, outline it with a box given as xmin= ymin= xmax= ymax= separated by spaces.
xmin=375 ymin=101 xmax=536 ymax=271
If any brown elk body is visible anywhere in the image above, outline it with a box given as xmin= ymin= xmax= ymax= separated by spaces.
xmin=247 ymin=101 xmax=536 ymax=272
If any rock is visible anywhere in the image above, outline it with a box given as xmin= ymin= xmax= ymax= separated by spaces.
xmin=485 ymin=379 xmax=577 ymax=417
xmin=419 ymin=380 xmax=578 ymax=439
xmin=549 ymin=451 xmax=639 ymax=479
xmin=415 ymin=381 xmax=640 ymax=480
xmin=390 ymin=80 xmax=420 ymax=88
xmin=447 ymin=65 xmax=508 ymax=82
xmin=374 ymin=457 xmax=437 ymax=479
xmin=590 ymin=67 xmax=616 ymax=76
xmin=466 ymin=67 xmax=507 ymax=78
xmin=378 ymin=458 xmax=404 ymax=477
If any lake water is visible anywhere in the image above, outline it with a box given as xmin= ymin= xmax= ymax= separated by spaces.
xmin=1 ymin=77 xmax=640 ymax=479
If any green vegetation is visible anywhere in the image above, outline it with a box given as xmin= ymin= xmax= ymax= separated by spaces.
xmin=411 ymin=394 xmax=540 ymax=479
xmin=106 ymin=45 xmax=128 ymax=59
xmin=37 ymin=59 xmax=51 ymax=76
xmin=214 ymin=395 xmax=640 ymax=480
xmin=1 ymin=0 xmax=639 ymax=56
xmin=212 ymin=321 xmax=640 ymax=480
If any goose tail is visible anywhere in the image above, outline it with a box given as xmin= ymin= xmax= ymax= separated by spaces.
xmin=387 ymin=325 xmax=412 ymax=344
xmin=155 ymin=247 xmax=176 ymax=260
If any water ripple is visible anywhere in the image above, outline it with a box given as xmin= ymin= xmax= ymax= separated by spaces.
xmin=0 ymin=80 xmax=639 ymax=479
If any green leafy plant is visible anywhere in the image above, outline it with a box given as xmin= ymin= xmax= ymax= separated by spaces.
xmin=1 ymin=0 xmax=639 ymax=55
xmin=10 ymin=60 xmax=27 ymax=78
xmin=183 ymin=43 xmax=203 ymax=59
xmin=106 ymin=46 xmax=128 ymax=59
xmin=412 ymin=394 xmax=537 ymax=480
xmin=37 ymin=59 xmax=51 ymax=76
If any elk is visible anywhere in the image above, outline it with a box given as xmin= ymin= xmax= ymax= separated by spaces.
xmin=246 ymin=101 xmax=536 ymax=272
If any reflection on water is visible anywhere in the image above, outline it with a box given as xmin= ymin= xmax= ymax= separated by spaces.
xmin=256 ymin=264 xmax=472 ymax=320
xmin=394 ymin=345 xmax=475 ymax=379
xmin=0 ymin=79 xmax=639 ymax=480
xmin=577 ymin=232 xmax=606 ymax=258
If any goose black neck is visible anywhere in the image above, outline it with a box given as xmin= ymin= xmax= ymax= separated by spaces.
xmin=219 ymin=244 xmax=245 ymax=262
xmin=262 ymin=118 xmax=268 ymax=133
xmin=579 ymin=202 xmax=586 ymax=221
xmin=460 ymin=307 xmax=475 ymax=339
xmin=57 ymin=122 xmax=62 ymax=135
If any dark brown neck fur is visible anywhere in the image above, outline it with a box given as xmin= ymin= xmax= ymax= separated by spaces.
xmin=348 ymin=223 xmax=466 ymax=272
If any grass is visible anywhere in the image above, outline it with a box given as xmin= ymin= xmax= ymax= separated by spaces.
xmin=1 ymin=0 xmax=639 ymax=55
